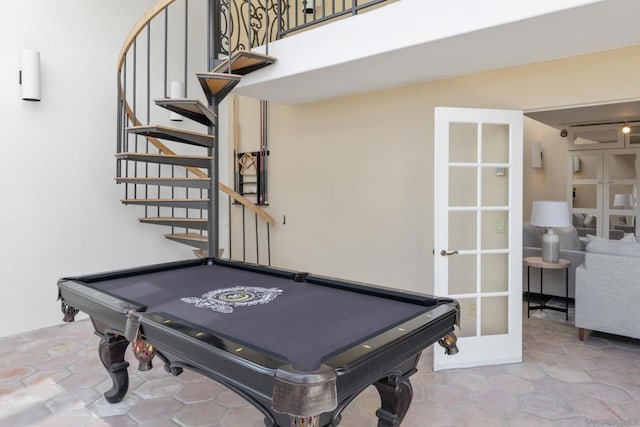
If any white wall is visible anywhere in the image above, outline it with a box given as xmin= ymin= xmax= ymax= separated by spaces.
xmin=0 ymin=0 xmax=195 ymax=338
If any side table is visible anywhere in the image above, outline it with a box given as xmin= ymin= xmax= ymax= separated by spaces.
xmin=523 ymin=256 xmax=570 ymax=321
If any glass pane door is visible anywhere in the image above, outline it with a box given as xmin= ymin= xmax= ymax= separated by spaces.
xmin=434 ymin=107 xmax=522 ymax=370
xmin=605 ymin=152 xmax=638 ymax=239
xmin=570 ymin=151 xmax=603 ymax=238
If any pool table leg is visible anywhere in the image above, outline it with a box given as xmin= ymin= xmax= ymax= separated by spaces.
xmin=373 ymin=373 xmax=413 ymax=427
xmin=98 ymin=333 xmax=130 ymax=403
xmin=290 ymin=415 xmax=320 ymax=426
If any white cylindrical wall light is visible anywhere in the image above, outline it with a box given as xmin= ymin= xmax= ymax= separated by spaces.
xmin=20 ymin=49 xmax=41 ymax=101
xmin=531 ymin=142 xmax=542 ymax=169
xmin=303 ymin=0 xmax=315 ymax=13
xmin=169 ymin=81 xmax=184 ymax=121
xmin=572 ymin=155 xmax=581 ymax=173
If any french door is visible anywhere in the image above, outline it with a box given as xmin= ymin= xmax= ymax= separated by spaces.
xmin=433 ymin=107 xmax=522 ymax=370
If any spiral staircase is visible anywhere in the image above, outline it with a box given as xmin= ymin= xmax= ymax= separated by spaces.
xmin=114 ymin=0 xmax=392 ymax=262
xmin=115 ymin=0 xmax=276 ymax=262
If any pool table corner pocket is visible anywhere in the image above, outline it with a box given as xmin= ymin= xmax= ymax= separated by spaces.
xmin=272 ymin=364 xmax=337 ymax=422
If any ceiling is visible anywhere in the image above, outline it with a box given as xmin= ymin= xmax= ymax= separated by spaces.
xmin=525 ymin=100 xmax=640 ymax=130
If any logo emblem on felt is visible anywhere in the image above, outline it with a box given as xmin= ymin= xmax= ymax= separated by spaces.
xmin=181 ymin=286 xmax=283 ymax=313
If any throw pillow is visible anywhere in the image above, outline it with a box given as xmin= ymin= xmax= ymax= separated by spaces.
xmin=584 ymin=214 xmax=597 ymax=229
xmin=556 ymin=226 xmax=580 ymax=250
xmin=572 ymin=213 xmax=585 ymax=228
xmin=620 ymin=233 xmax=636 ymax=243
xmin=522 ymin=223 xmax=542 ymax=248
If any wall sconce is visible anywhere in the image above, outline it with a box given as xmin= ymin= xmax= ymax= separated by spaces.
xmin=622 ymin=123 xmax=631 ymax=134
xmin=20 ymin=49 xmax=41 ymax=101
xmin=531 ymin=142 xmax=542 ymax=169
xmin=572 ymin=155 xmax=581 ymax=173
xmin=303 ymin=0 xmax=315 ymax=13
xmin=169 ymin=81 xmax=184 ymax=121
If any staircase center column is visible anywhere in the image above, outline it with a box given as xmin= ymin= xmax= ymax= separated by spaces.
xmin=207 ymin=0 xmax=221 ymax=257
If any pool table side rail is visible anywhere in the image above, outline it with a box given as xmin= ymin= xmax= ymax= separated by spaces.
xmin=212 ymin=258 xmax=308 ymax=282
xmin=59 ymin=258 xmax=308 ymax=285
xmin=57 ymin=280 xmax=145 ymax=333
xmin=328 ymin=304 xmax=458 ymax=398
xmin=304 ymin=274 xmax=455 ymax=307
xmin=142 ymin=312 xmax=289 ymax=370
xmin=59 ymin=259 xmax=204 ymax=284
xmin=138 ymin=313 xmax=281 ymax=415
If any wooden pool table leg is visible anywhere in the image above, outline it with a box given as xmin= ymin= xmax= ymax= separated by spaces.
xmin=373 ymin=374 xmax=413 ymax=427
xmin=98 ymin=333 xmax=130 ymax=403
xmin=290 ymin=415 xmax=320 ymax=426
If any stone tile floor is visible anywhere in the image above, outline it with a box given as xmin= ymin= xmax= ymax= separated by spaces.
xmin=1 ymin=304 xmax=639 ymax=426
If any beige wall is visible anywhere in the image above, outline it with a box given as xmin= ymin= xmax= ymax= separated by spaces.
xmin=231 ymin=44 xmax=640 ymax=295
xmin=523 ymin=117 xmax=569 ymax=219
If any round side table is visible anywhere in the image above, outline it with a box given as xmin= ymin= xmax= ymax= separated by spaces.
xmin=523 ymin=256 xmax=570 ymax=320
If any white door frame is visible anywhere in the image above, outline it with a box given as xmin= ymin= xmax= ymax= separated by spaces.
xmin=433 ymin=107 xmax=523 ymax=370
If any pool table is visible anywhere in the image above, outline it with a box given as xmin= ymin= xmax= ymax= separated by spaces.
xmin=58 ymin=258 xmax=459 ymax=427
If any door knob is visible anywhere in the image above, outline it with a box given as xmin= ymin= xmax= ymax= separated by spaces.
xmin=440 ymin=250 xmax=459 ymax=256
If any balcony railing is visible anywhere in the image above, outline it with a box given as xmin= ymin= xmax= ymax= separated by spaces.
xmin=221 ymin=0 xmax=394 ymax=53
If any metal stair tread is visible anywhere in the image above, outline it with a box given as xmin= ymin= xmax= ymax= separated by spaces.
xmin=165 ymin=233 xmax=207 ymax=241
xmin=165 ymin=233 xmax=208 ymax=249
xmin=193 ymin=249 xmax=208 ymax=258
xmin=122 ymin=198 xmax=208 ymax=202
xmin=196 ymin=72 xmax=242 ymax=101
xmin=116 ymin=152 xmax=212 ymax=168
xmin=140 ymin=217 xmax=208 ymax=230
xmin=115 ymin=177 xmax=210 ymax=189
xmin=121 ymin=198 xmax=209 ymax=209
xmin=154 ymin=98 xmax=217 ymax=126
xmin=140 ymin=217 xmax=206 ymax=221
xmin=126 ymin=125 xmax=214 ymax=148
xmin=211 ymin=50 xmax=276 ymax=75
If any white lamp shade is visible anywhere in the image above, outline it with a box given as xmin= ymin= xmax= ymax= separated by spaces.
xmin=530 ymin=201 xmax=571 ymax=228
xmin=613 ymin=193 xmax=633 ymax=208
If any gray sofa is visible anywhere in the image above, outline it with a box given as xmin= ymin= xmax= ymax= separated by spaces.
xmin=523 ymin=223 xmax=585 ymax=299
xmin=575 ymin=239 xmax=640 ymax=340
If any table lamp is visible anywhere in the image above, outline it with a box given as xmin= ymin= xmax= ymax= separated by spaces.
xmin=613 ymin=193 xmax=633 ymax=208
xmin=614 ymin=193 xmax=634 ymax=226
xmin=530 ymin=201 xmax=571 ymax=263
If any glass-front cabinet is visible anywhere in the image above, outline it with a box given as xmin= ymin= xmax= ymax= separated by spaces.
xmin=569 ymin=149 xmax=639 ymax=240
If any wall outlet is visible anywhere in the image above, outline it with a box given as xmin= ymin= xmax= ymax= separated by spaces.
xmin=496 ymin=221 xmax=505 ymax=234
xmin=469 ymin=302 xmax=477 ymax=316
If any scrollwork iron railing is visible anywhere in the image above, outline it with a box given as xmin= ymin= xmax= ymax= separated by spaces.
xmin=220 ymin=0 xmax=394 ymax=55
xmin=221 ymin=0 xmax=289 ymax=55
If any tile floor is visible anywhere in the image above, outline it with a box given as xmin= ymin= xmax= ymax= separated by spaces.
xmin=1 ymin=304 xmax=639 ymax=427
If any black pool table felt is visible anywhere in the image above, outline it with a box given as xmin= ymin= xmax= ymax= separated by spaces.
xmin=81 ymin=263 xmax=432 ymax=371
